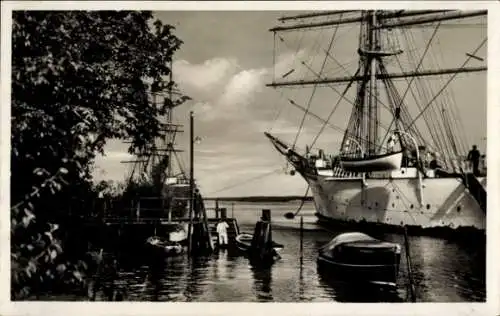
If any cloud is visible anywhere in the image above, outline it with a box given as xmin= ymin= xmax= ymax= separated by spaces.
xmin=174 ymin=50 xmax=308 ymax=122
xmin=102 ymin=151 xmax=134 ymax=160
xmin=219 ymin=68 xmax=267 ymax=106
xmin=173 ymin=58 xmax=238 ymax=92
xmin=92 ymin=48 xmax=325 ymax=196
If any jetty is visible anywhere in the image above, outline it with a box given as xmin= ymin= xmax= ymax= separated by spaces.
xmin=82 ymin=196 xmax=240 ymax=255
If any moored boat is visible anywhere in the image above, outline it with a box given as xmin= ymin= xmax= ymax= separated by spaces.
xmin=146 ymin=236 xmax=184 ymax=256
xmin=317 ymin=232 xmax=401 ymax=288
xmin=235 ymin=233 xmax=284 ymax=254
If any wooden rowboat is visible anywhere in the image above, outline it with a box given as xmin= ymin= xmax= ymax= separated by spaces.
xmin=235 ymin=233 xmax=284 ymax=254
xmin=317 ymin=232 xmax=401 ymax=288
xmin=145 ymin=236 xmax=184 ymax=256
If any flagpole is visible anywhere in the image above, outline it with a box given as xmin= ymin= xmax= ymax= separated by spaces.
xmin=188 ymin=111 xmax=194 ymax=256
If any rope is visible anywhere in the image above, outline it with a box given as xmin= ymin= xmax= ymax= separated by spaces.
xmin=207 ymin=168 xmax=284 ymax=195
xmin=290 ymin=185 xmax=310 ymax=217
xmin=398 ymin=21 xmax=441 ymax=109
xmin=408 ymin=37 xmax=487 ymax=129
xmin=309 ymin=68 xmax=359 ymax=150
xmin=396 ymin=29 xmax=456 ymax=166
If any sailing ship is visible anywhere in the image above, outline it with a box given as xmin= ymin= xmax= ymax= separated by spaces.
xmin=264 ymin=10 xmax=487 ymax=234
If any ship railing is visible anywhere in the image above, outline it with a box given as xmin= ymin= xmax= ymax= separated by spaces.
xmin=331 ymin=165 xmax=361 ymax=178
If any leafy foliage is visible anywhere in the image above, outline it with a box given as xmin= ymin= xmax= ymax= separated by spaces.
xmin=11 ymin=10 xmax=186 ymax=299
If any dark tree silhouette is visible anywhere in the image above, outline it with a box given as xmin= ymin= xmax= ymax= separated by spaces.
xmin=10 ymin=10 xmax=186 ymax=299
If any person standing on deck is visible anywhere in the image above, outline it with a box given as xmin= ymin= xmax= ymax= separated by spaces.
xmin=387 ymin=134 xmax=397 ymax=153
xmin=216 ymin=220 xmax=229 ymax=246
xmin=467 ymin=145 xmax=481 ymax=176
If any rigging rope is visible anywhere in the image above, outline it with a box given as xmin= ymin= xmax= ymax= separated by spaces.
xmin=285 ymin=184 xmax=311 ymax=219
xmin=309 ymin=68 xmax=359 ymax=150
xmin=207 ymin=167 xmax=284 ymax=195
xmin=408 ymin=37 xmax=487 ymax=128
xmin=397 ymin=29 xmax=453 ymax=164
xmin=398 ymin=21 xmax=441 ymax=110
xmin=272 ymin=16 xmax=399 ymax=154
xmin=416 ymin=28 xmax=466 ymax=161
xmin=434 ymin=32 xmax=471 ymax=155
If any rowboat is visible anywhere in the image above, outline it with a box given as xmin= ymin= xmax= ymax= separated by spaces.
xmin=145 ymin=236 xmax=184 ymax=256
xmin=235 ymin=233 xmax=284 ymax=257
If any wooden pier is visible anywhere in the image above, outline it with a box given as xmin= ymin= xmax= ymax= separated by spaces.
xmin=82 ymin=197 xmax=240 ymax=254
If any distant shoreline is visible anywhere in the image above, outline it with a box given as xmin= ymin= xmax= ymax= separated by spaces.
xmin=205 ymin=196 xmax=314 ymax=203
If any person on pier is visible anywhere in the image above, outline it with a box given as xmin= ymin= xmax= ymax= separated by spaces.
xmin=467 ymin=145 xmax=481 ymax=176
xmin=216 ymin=220 xmax=229 ymax=247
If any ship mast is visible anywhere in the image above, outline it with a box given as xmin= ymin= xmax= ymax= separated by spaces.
xmin=367 ymin=11 xmax=379 ymax=155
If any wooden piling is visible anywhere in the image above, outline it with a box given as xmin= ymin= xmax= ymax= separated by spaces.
xmin=220 ymin=208 xmax=227 ymax=219
xmin=215 ymin=199 xmax=220 ymax=218
xmin=261 ymin=209 xmax=271 ymax=222
xmin=247 ymin=209 xmax=276 ymax=265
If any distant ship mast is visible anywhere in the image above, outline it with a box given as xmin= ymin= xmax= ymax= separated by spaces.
xmin=122 ymin=60 xmax=188 ymax=193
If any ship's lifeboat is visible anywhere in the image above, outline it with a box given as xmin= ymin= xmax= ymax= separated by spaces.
xmin=340 ymin=151 xmax=403 ymax=173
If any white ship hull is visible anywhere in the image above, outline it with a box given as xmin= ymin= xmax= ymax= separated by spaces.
xmin=304 ymin=173 xmax=486 ymax=231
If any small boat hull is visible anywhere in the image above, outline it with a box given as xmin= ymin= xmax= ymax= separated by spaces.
xmin=235 ymin=233 xmax=253 ymax=252
xmin=340 ymin=151 xmax=403 ymax=172
xmin=146 ymin=236 xmax=184 ymax=256
xmin=235 ymin=233 xmax=284 ymax=262
xmin=317 ymin=232 xmax=401 ymax=288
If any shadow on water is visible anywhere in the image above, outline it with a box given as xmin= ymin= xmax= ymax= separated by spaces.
xmin=184 ymin=255 xmax=211 ymax=302
xmin=250 ymin=265 xmax=273 ymax=302
xmin=317 ymin=267 xmax=405 ymax=302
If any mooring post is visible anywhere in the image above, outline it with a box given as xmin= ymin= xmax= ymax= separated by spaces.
xmin=215 ymin=199 xmax=220 ymax=218
xmin=300 ymin=215 xmax=304 ymax=266
xmin=404 ymin=226 xmax=416 ymax=302
xmin=249 ymin=209 xmax=274 ymax=263
xmin=262 ymin=209 xmax=271 ymax=222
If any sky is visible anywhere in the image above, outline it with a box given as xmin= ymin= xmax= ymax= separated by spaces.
xmin=92 ymin=11 xmax=487 ymax=197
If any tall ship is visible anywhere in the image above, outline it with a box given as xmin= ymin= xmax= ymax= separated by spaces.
xmin=264 ymin=10 xmax=487 ymax=234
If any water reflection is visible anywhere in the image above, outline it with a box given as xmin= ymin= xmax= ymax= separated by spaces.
xmin=185 ymin=256 xmax=210 ymax=301
xmin=104 ymin=202 xmax=486 ymax=302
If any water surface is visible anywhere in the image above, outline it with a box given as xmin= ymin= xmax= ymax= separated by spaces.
xmin=109 ymin=201 xmax=485 ymax=302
